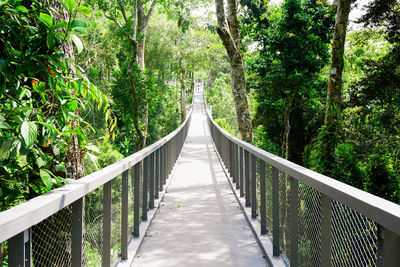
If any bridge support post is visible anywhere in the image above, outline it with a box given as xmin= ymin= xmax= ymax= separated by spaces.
xmin=272 ymin=167 xmax=280 ymax=257
xmin=121 ymin=170 xmax=129 ymax=260
xmin=142 ymin=157 xmax=148 ymax=221
xmin=289 ymin=177 xmax=299 ymax=267
xmin=259 ymin=160 xmax=267 ymax=235
xmin=71 ymin=198 xmax=83 ymax=266
xmin=377 ymin=225 xmax=400 ymax=267
xmin=103 ymin=181 xmax=112 ymax=267
xmin=149 ymin=153 xmax=155 ymax=209
xmin=133 ymin=163 xmax=140 ymax=237
xmin=251 ymin=154 xmax=257 ymax=218
xmin=235 ymin=144 xmax=239 ymax=189
xmin=239 ymin=147 xmax=244 ymax=197
xmin=8 ymin=228 xmax=31 ymax=267
xmin=320 ymin=194 xmax=332 ymax=267
xmin=245 ymin=150 xmax=250 ymax=207
xmin=155 ymin=149 xmax=160 ymax=198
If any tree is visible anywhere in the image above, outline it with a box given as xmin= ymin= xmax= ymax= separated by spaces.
xmin=319 ymin=0 xmax=352 ymax=175
xmin=214 ymin=0 xmax=253 ymax=143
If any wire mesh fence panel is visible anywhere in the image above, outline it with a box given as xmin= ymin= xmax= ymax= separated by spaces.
xmin=266 ymin=165 xmax=273 ymax=232
xmin=0 ymin=241 xmax=7 ymax=266
xmin=279 ymin=173 xmax=291 ymax=264
xmin=31 ymin=206 xmax=72 ymax=267
xmin=85 ymin=186 xmax=104 ymax=266
xmin=298 ymin=182 xmax=322 ymax=267
xmin=111 ymin=176 xmax=122 ymax=265
xmin=331 ymin=201 xmax=378 ymax=267
xmin=129 ymin=172 xmax=134 ymax=237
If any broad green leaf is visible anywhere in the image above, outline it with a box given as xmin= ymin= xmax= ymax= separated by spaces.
xmin=69 ymin=19 xmax=87 ymax=34
xmin=0 ymin=59 xmax=7 ymax=73
xmin=53 ymin=21 xmax=67 ymax=30
xmin=87 ymin=152 xmax=99 ymax=170
xmin=70 ymin=35 xmax=83 ymax=54
xmin=37 ymin=121 xmax=60 ymax=133
xmin=0 ymin=121 xmax=11 ymax=129
xmin=37 ymin=157 xmax=47 ymax=168
xmin=55 ymin=164 xmax=67 ymax=173
xmin=64 ymin=0 xmax=75 ymax=13
xmin=39 ymin=169 xmax=53 ymax=190
xmin=21 ymin=121 xmax=37 ymax=148
xmin=39 ymin=13 xmax=53 ymax=27
xmin=16 ymin=5 xmax=28 ymax=12
xmin=75 ymin=6 xmax=91 ymax=17
xmin=46 ymin=32 xmax=55 ymax=49
xmin=86 ymin=144 xmax=99 ymax=153
xmin=67 ymin=100 xmax=78 ymax=112
xmin=0 ymin=137 xmax=20 ymax=160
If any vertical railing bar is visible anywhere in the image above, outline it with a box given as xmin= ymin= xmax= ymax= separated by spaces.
xmin=229 ymin=141 xmax=234 ymax=180
xmin=160 ymin=146 xmax=164 ymax=191
xmin=239 ymin=147 xmax=244 ymax=197
xmin=379 ymin=226 xmax=400 ymax=266
xmin=235 ymin=144 xmax=239 ymax=189
xmin=103 ymin=180 xmax=112 ymax=267
xmin=149 ymin=153 xmax=155 ymax=209
xmin=251 ymin=154 xmax=257 ymax=218
xmin=133 ymin=163 xmax=140 ymax=237
xmin=245 ymin=150 xmax=250 ymax=207
xmin=320 ymin=194 xmax=332 ymax=267
xmin=121 ymin=170 xmax=129 ymax=260
xmin=142 ymin=156 xmax=148 ymax=221
xmin=272 ymin=166 xmax=280 ymax=257
xmin=289 ymin=177 xmax=299 ymax=267
xmin=71 ymin=198 xmax=84 ymax=266
xmin=260 ymin=160 xmax=267 ymax=235
xmin=9 ymin=228 xmax=31 ymax=267
xmin=155 ymin=149 xmax=160 ymax=198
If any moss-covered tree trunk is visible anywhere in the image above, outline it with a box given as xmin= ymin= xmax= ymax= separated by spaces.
xmin=320 ymin=0 xmax=352 ymax=174
xmin=214 ymin=0 xmax=253 ymax=143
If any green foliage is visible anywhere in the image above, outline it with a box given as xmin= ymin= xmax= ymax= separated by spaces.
xmin=84 ymin=141 xmax=124 ymax=175
xmin=0 ymin=0 xmax=106 ymax=210
xmin=215 ymin=118 xmax=233 ymax=135
xmin=206 ymin=74 xmax=239 ymax=136
xmin=247 ymin=0 xmax=334 ymax=163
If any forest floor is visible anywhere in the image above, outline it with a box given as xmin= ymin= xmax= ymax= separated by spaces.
xmin=132 ymin=88 xmax=267 ymax=266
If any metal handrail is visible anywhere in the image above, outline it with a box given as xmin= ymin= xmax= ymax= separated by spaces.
xmin=205 ymin=103 xmax=400 ymax=266
xmin=0 ymin=108 xmax=192 ymax=265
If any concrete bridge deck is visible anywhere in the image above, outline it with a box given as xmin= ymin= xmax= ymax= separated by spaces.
xmin=133 ymin=91 xmax=267 ymax=266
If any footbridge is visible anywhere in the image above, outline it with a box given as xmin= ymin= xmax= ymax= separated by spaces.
xmin=1 ymin=85 xmax=400 ymax=267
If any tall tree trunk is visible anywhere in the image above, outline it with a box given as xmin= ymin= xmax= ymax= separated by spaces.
xmin=129 ymin=0 xmax=156 ymax=151
xmin=320 ymin=0 xmax=351 ymax=174
xmin=281 ymin=89 xmax=296 ymax=159
xmin=214 ymin=0 xmax=253 ymax=143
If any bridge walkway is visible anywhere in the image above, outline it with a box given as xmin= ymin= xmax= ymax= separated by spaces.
xmin=132 ymin=91 xmax=267 ymax=266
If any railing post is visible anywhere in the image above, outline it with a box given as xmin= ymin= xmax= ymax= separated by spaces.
xmin=229 ymin=141 xmax=234 ymax=179
xmin=155 ymin=149 xmax=160 ymax=198
xmin=121 ymin=170 xmax=129 ymax=260
xmin=149 ymin=153 xmax=155 ymax=209
xmin=133 ymin=163 xmax=140 ymax=237
xmin=377 ymin=226 xmax=400 ymax=267
xmin=259 ymin=160 xmax=267 ymax=234
xmin=235 ymin=144 xmax=239 ymax=189
xmin=142 ymin=156 xmax=148 ymax=221
xmin=8 ymin=228 xmax=31 ymax=267
xmin=239 ymin=147 xmax=244 ymax=197
xmin=71 ymin=198 xmax=84 ymax=266
xmin=251 ymin=154 xmax=257 ymax=218
xmin=289 ymin=177 xmax=299 ymax=267
xmin=272 ymin=166 xmax=280 ymax=257
xmin=320 ymin=194 xmax=332 ymax=267
xmin=245 ymin=150 xmax=250 ymax=207
xmin=160 ymin=146 xmax=164 ymax=191
xmin=103 ymin=181 xmax=112 ymax=267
